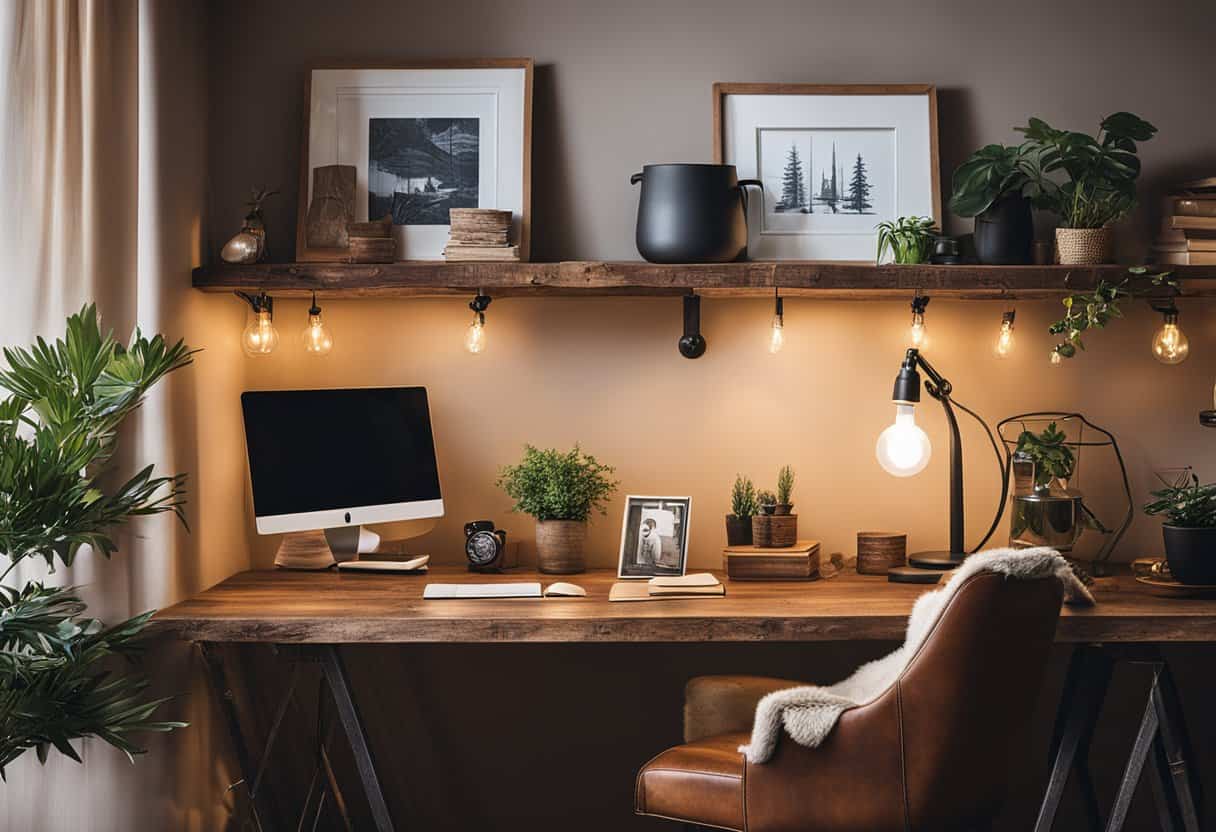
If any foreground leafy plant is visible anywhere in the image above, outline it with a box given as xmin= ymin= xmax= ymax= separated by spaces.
xmin=496 ymin=445 xmax=618 ymax=522
xmin=875 ymin=216 xmax=938 ymax=264
xmin=1144 ymin=470 xmax=1216 ymax=528
xmin=0 ymin=305 xmax=194 ymax=777
xmin=1048 ymin=268 xmax=1177 ymax=361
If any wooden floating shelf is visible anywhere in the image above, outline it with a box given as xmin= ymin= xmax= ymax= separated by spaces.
xmin=192 ymin=261 xmax=1216 ymax=300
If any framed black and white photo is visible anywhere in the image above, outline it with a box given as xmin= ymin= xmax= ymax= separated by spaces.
xmin=713 ymin=84 xmax=939 ymax=261
xmin=617 ymin=496 xmax=691 ymax=579
xmin=298 ymin=61 xmax=532 ymax=261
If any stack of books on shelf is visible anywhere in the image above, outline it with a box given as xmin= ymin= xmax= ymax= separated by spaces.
xmin=608 ymin=573 xmax=725 ymax=602
xmin=1153 ymin=177 xmax=1216 ymax=266
xmin=443 ymin=208 xmax=519 ymax=262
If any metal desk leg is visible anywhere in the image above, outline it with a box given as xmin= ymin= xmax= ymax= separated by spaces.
xmin=1152 ymin=664 xmax=1202 ymax=832
xmin=1034 ymin=646 xmax=1111 ymax=832
xmin=312 ymin=645 xmax=396 ymax=832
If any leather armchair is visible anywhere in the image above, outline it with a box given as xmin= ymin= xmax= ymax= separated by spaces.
xmin=636 ymin=572 xmax=1064 ymax=832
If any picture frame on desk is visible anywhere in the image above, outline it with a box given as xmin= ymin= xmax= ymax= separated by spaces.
xmin=618 ymin=495 xmax=691 ymax=579
xmin=297 ymin=59 xmax=533 ymax=262
xmin=712 ymin=83 xmax=940 ymax=261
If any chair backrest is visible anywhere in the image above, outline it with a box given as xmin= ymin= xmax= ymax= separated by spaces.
xmin=895 ymin=571 xmax=1063 ymax=829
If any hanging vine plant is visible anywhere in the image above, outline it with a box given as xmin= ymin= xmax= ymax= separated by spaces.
xmin=1049 ymin=267 xmax=1176 ymax=362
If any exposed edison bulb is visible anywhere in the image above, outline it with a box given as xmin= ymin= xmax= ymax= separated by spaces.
xmin=301 ymin=311 xmax=333 ymax=356
xmin=908 ymin=310 xmax=928 ymax=349
xmin=875 ymin=403 xmax=932 ymax=477
xmin=1050 ymin=350 xmax=1063 ymax=367
xmin=465 ymin=312 xmax=486 ymax=354
xmin=241 ymin=310 xmax=279 ymax=356
xmin=769 ymin=314 xmax=785 ymax=353
xmin=1152 ymin=312 xmax=1189 ymax=365
xmin=993 ymin=311 xmax=1015 ymax=359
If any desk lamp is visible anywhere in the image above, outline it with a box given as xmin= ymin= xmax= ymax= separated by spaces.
xmin=876 ymin=347 xmax=987 ymax=583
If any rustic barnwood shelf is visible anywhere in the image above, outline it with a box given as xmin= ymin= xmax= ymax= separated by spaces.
xmin=191 ymin=261 xmax=1216 ymax=300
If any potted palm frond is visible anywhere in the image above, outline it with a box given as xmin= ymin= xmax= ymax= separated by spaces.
xmin=875 ymin=216 xmax=938 ymax=264
xmin=0 ymin=305 xmax=193 ymax=776
xmin=497 ymin=444 xmax=618 ymax=574
xmin=725 ymin=475 xmax=757 ymax=546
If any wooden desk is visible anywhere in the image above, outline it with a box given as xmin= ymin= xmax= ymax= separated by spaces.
xmin=156 ymin=568 xmax=1213 ymax=832
xmin=154 ymin=566 xmax=1216 ymax=644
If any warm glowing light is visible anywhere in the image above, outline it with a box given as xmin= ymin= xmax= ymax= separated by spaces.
xmin=908 ymin=310 xmax=928 ymax=348
xmin=465 ymin=312 xmax=486 ymax=354
xmin=993 ymin=311 xmax=1015 ymax=359
xmin=302 ymin=313 xmax=333 ymax=356
xmin=875 ymin=404 xmax=932 ymax=477
xmin=241 ymin=310 xmax=279 ymax=356
xmin=1152 ymin=312 xmax=1189 ymax=365
xmin=1050 ymin=350 xmax=1063 ymax=367
xmin=769 ymin=314 xmax=785 ymax=353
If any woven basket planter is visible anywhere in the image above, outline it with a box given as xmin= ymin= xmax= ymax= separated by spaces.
xmin=535 ymin=519 xmax=587 ymax=574
xmin=1055 ymin=227 xmax=1113 ymax=265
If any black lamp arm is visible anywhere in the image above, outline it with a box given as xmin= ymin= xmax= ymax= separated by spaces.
xmin=908 ymin=348 xmax=952 ymax=398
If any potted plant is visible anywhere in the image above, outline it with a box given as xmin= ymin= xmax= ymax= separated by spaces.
xmin=0 ymin=306 xmax=192 ymax=775
xmin=497 ymin=444 xmax=618 ymax=574
xmin=948 ymin=143 xmax=1043 ymax=264
xmin=875 ymin=216 xmax=938 ymax=265
xmin=726 ymin=475 xmax=757 ymax=546
xmin=756 ymin=490 xmax=777 ymax=516
xmin=1015 ymin=112 xmax=1157 ymax=264
xmin=1014 ymin=422 xmax=1075 ymax=492
xmin=774 ymin=465 xmax=796 ymax=515
xmin=1143 ymin=470 xmax=1216 ymax=585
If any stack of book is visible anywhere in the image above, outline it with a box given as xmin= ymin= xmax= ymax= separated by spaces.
xmin=608 ymin=573 xmax=725 ymax=602
xmin=1152 ymin=178 xmax=1216 ymax=266
xmin=443 ymin=208 xmax=519 ymax=262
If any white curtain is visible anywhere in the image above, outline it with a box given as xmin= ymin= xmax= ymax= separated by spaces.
xmin=0 ymin=2 xmax=249 ymax=829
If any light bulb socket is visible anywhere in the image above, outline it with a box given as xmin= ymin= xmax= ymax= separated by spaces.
xmin=679 ymin=293 xmax=706 ymax=359
xmin=774 ymin=295 xmax=784 ymax=319
xmin=892 ymin=348 xmax=922 ymax=404
xmin=910 ymin=294 xmax=930 ymax=315
xmin=236 ymin=290 xmax=273 ymax=316
xmin=469 ymin=292 xmax=492 ymax=314
xmin=308 ymin=291 xmax=322 ymax=317
xmin=1001 ymin=309 xmax=1016 ymax=326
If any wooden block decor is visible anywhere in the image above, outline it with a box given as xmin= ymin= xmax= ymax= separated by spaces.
xmin=857 ymin=531 xmax=907 ymax=574
xmin=752 ymin=514 xmax=797 ymax=548
xmin=723 ymin=540 xmax=820 ymax=581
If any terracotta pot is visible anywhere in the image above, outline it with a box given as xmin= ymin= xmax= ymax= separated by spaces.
xmin=535 ymin=519 xmax=587 ymax=574
xmin=1055 ymin=227 xmax=1112 ymax=265
xmin=725 ymin=515 xmax=753 ymax=547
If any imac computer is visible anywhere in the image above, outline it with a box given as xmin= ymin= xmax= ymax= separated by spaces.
xmin=241 ymin=387 xmax=444 ymax=568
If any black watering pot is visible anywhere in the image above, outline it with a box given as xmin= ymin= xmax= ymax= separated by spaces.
xmin=630 ymin=164 xmax=763 ymax=263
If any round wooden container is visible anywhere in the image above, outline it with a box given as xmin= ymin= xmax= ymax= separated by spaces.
xmin=752 ymin=514 xmax=797 ymax=548
xmin=535 ymin=520 xmax=587 ymax=574
xmin=857 ymin=531 xmax=907 ymax=574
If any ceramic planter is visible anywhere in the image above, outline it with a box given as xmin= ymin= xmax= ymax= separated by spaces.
xmin=725 ymin=515 xmax=753 ymax=546
xmin=1162 ymin=524 xmax=1216 ymax=585
xmin=974 ymin=194 xmax=1033 ymax=265
xmin=535 ymin=519 xmax=588 ymax=574
xmin=1055 ymin=227 xmax=1112 ymax=265
xmin=773 ymin=503 xmax=793 ymax=516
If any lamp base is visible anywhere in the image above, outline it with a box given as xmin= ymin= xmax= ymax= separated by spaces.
xmin=887 ymin=565 xmax=944 ymax=584
xmin=908 ymin=550 xmax=967 ymax=570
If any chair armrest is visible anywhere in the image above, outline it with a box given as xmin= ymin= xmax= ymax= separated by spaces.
xmin=684 ymin=675 xmax=803 ymax=743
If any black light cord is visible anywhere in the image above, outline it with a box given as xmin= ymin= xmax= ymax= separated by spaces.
xmin=949 ymin=395 xmax=1010 ymax=553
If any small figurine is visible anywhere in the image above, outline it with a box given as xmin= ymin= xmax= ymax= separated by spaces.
xmin=221 ymin=187 xmax=278 ymax=264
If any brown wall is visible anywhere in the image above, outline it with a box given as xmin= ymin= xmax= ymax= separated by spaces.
xmin=198 ymin=1 xmax=1216 ymax=830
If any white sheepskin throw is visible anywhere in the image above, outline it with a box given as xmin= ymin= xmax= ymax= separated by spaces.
xmin=739 ymin=547 xmax=1094 ymax=764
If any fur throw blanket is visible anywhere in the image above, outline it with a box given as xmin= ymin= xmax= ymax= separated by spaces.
xmin=739 ymin=547 xmax=1094 ymax=764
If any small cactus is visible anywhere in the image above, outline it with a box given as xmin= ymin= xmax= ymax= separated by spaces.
xmin=730 ymin=475 xmax=758 ymax=518
xmin=776 ymin=465 xmax=795 ymax=505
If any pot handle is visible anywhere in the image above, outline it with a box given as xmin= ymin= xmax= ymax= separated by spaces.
xmin=736 ymin=179 xmax=764 ymax=217
xmin=630 ymin=172 xmax=643 ymax=185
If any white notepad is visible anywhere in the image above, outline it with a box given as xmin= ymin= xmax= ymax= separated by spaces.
xmin=648 ymin=573 xmax=720 ymax=588
xmin=423 ymin=582 xmax=543 ymax=599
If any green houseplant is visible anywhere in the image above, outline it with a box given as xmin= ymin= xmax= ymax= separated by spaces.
xmin=1014 ymin=422 xmax=1074 ymax=490
xmin=949 ymin=143 xmax=1044 ymax=264
xmin=1144 ymin=470 xmax=1216 ymax=585
xmin=497 ymin=445 xmax=617 ymax=574
xmin=1015 ymin=112 xmax=1157 ymax=264
xmin=756 ymin=490 xmax=777 ymax=516
xmin=0 ymin=305 xmax=194 ymax=776
xmin=875 ymin=216 xmax=938 ymax=265
xmin=774 ymin=465 xmax=796 ymax=515
xmin=1047 ymin=268 xmax=1176 ymax=362
xmin=726 ymin=475 xmax=757 ymax=547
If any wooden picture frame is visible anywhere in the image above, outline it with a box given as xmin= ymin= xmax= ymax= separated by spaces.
xmin=297 ymin=59 xmax=533 ymax=262
xmin=712 ymin=83 xmax=940 ymax=261
xmin=617 ymin=495 xmax=692 ymax=579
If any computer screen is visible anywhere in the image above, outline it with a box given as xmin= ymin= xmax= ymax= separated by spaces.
xmin=241 ymin=387 xmax=443 ymax=533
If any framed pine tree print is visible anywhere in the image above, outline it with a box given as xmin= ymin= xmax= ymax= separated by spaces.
xmin=713 ymin=84 xmax=940 ymax=261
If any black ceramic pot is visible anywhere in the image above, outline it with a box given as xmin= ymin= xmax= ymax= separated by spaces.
xmin=1162 ymin=524 xmax=1216 ymax=585
xmin=974 ymin=194 xmax=1033 ymax=265
xmin=630 ymin=164 xmax=763 ymax=263
xmin=725 ymin=515 xmax=753 ymax=547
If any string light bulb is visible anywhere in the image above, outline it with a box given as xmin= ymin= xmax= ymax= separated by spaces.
xmin=1151 ymin=305 xmax=1189 ymax=365
xmin=301 ymin=292 xmax=334 ymax=356
xmin=236 ymin=291 xmax=279 ymax=357
xmin=769 ymin=289 xmax=785 ymax=354
xmin=993 ymin=309 xmax=1016 ymax=359
xmin=908 ymin=293 xmax=930 ymax=349
xmin=465 ymin=292 xmax=492 ymax=354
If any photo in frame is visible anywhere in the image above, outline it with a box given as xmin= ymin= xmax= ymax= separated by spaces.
xmin=617 ymin=495 xmax=691 ymax=579
xmin=713 ymin=84 xmax=940 ymax=261
xmin=297 ymin=60 xmax=532 ymax=262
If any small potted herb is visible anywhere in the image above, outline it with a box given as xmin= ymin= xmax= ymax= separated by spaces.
xmin=1143 ymin=470 xmax=1216 ymax=585
xmin=756 ymin=490 xmax=777 ymax=516
xmin=949 ymin=143 xmax=1042 ymax=264
xmin=774 ymin=465 xmax=796 ymax=515
xmin=875 ymin=216 xmax=938 ymax=265
xmin=497 ymin=444 xmax=618 ymax=574
xmin=1015 ymin=422 xmax=1074 ymax=492
xmin=726 ymin=475 xmax=757 ymax=546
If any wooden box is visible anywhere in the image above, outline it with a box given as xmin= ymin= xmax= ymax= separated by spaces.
xmin=752 ymin=513 xmax=797 ymax=548
xmin=723 ymin=540 xmax=820 ymax=581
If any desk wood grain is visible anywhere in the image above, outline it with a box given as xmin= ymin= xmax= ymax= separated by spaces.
xmin=151 ymin=567 xmax=1216 ymax=644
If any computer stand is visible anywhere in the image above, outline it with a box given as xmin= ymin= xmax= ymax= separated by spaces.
xmin=274 ymin=526 xmax=382 ymax=569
